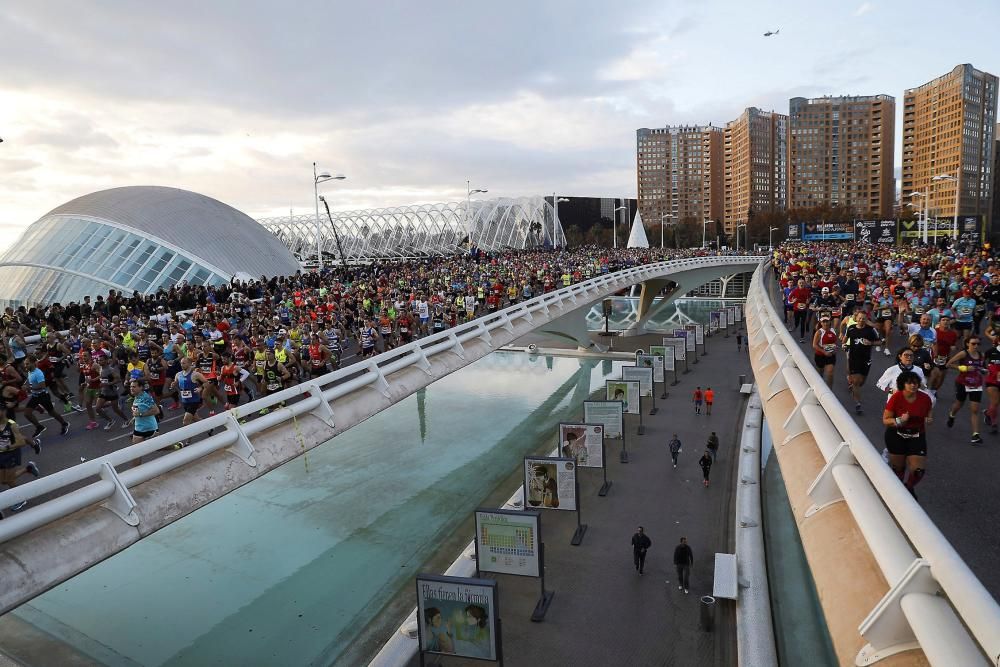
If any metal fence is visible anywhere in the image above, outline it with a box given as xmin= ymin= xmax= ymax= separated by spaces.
xmin=746 ymin=265 xmax=1000 ymax=666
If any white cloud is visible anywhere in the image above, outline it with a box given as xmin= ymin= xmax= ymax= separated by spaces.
xmin=855 ymin=2 xmax=874 ymax=16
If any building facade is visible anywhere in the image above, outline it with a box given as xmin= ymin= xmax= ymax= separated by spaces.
xmin=636 ymin=125 xmax=723 ymax=231
xmin=901 ymin=64 xmax=998 ymax=230
xmin=788 ymin=95 xmax=895 ymax=219
xmin=723 ymin=107 xmax=788 ymax=235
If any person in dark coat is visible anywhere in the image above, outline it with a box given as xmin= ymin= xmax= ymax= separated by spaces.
xmin=699 ymin=450 xmax=713 ymax=487
xmin=673 ymin=537 xmax=694 ymax=593
xmin=631 ymin=526 xmax=652 ymax=575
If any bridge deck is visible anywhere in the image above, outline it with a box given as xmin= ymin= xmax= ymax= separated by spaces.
xmin=399 ymin=328 xmax=752 ymax=667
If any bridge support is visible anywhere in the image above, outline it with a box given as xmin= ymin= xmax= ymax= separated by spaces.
xmin=537 ymin=305 xmax=608 ymax=352
xmin=623 ymin=269 xmax=749 ymax=336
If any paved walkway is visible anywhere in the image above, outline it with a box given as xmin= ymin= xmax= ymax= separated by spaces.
xmin=406 ymin=326 xmax=752 ymax=667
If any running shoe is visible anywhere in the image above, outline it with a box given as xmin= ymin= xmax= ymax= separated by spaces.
xmin=63 ymin=403 xmax=73 ymax=414
xmin=60 ymin=422 xmax=70 ymax=436
xmin=947 ymin=413 xmax=955 ymax=428
xmin=31 ymin=437 xmax=41 ymax=455
xmin=208 ymin=410 xmax=216 ymax=417
xmin=11 ymin=501 xmax=27 ymax=512
xmin=103 ymin=419 xmax=116 ymax=431
xmin=884 ymin=348 xmax=891 ymax=357
xmin=121 ymin=420 xmax=131 ymax=430
xmin=85 ymin=421 xmax=99 ymax=430
xmin=971 ymin=433 xmax=983 ymax=445
xmin=72 ymin=403 xmax=85 ymax=413
xmin=875 ymin=345 xmax=882 ymax=352
xmin=33 ymin=425 xmax=47 ymax=439
xmin=855 ymin=403 xmax=862 ymax=415
xmin=26 ymin=461 xmax=40 ymax=478
xmin=167 ymin=402 xmax=180 ymax=411
xmin=799 ymin=338 xmax=805 ymax=344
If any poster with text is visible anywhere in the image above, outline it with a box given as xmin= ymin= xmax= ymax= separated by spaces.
xmin=720 ymin=309 xmax=728 ymax=328
xmin=694 ymin=324 xmax=705 ymax=345
xmin=583 ymin=400 xmax=623 ymax=439
xmin=524 ymin=456 xmax=577 ymax=511
xmin=622 ymin=364 xmax=653 ymax=397
xmin=475 ymin=509 xmax=541 ymax=578
xmin=710 ymin=311 xmax=720 ymax=333
xmin=559 ymin=422 xmax=604 ymax=469
xmin=416 ymin=574 xmax=498 ymax=661
xmin=661 ymin=344 xmax=676 ymax=371
xmin=683 ymin=325 xmax=697 ymax=352
xmin=606 ymin=380 xmax=640 ymax=415
xmin=664 ymin=336 xmax=686 ymax=361
xmin=726 ymin=306 xmax=736 ymax=327
xmin=735 ymin=304 xmax=743 ymax=322
xmin=637 ymin=352 xmax=664 ymax=384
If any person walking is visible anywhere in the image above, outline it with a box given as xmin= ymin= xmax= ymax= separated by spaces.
xmin=673 ymin=537 xmax=694 ymax=594
xmin=707 ymin=432 xmax=720 ymax=462
xmin=693 ymin=386 xmax=703 ymax=415
xmin=631 ymin=526 xmax=652 ymax=575
xmin=699 ymin=450 xmax=713 ymax=486
xmin=668 ymin=434 xmax=682 ymax=468
xmin=704 ymin=387 xmax=715 ymax=415
xmin=736 ymin=332 xmax=743 ymax=352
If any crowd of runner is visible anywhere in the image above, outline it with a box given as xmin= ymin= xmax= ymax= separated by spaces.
xmin=1 ymin=245 xmax=726 ymax=512
xmin=773 ymin=239 xmax=998 ymax=499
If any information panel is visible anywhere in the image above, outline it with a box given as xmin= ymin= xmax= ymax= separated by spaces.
xmin=416 ymin=574 xmax=499 ymax=661
xmin=474 ymin=509 xmax=541 ymax=577
xmin=709 ymin=311 xmax=720 ymax=333
xmin=583 ymin=400 xmax=624 ymax=439
xmin=606 ymin=380 xmax=640 ymax=415
xmin=678 ymin=327 xmax=696 ymax=352
xmin=559 ymin=422 xmax=604 ymax=469
xmin=524 ymin=456 xmax=577 ymax=511
xmin=622 ymin=364 xmax=653 ymax=397
xmin=694 ymin=324 xmax=705 ymax=345
xmin=637 ymin=352 xmax=664 ymax=384
xmin=664 ymin=336 xmax=685 ymax=361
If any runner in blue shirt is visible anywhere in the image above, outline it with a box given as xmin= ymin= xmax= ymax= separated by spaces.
xmin=952 ymin=288 xmax=978 ymax=344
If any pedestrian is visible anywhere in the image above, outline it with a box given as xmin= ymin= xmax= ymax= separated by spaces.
xmin=707 ymin=431 xmax=719 ymax=461
xmin=704 ymin=387 xmax=715 ymax=415
xmin=693 ymin=386 xmax=703 ymax=415
xmin=736 ymin=332 xmax=743 ymax=352
xmin=668 ymin=433 xmax=682 ymax=468
xmin=699 ymin=450 xmax=713 ymax=486
xmin=673 ymin=537 xmax=693 ymax=594
xmin=631 ymin=526 xmax=652 ymax=575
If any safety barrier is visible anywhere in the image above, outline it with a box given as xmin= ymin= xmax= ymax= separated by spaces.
xmin=0 ymin=255 xmax=764 ymax=549
xmin=746 ymin=263 xmax=1000 ymax=666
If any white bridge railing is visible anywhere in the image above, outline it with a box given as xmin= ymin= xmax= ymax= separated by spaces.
xmin=0 ymin=255 xmax=763 ymax=550
xmin=747 ymin=264 xmax=1000 ymax=666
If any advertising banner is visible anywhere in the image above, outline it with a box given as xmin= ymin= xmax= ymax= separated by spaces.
xmin=719 ymin=309 xmax=728 ymax=328
xmin=416 ymin=574 xmax=499 ymax=661
xmin=897 ymin=217 xmax=983 ymax=241
xmin=726 ymin=306 xmax=736 ymax=327
xmin=694 ymin=324 xmax=705 ymax=345
xmin=637 ymin=352 xmax=664 ymax=384
xmin=606 ymin=380 xmax=640 ymax=415
xmin=801 ymin=221 xmax=854 ymax=241
xmin=787 ymin=223 xmax=801 ymax=241
xmin=960 ymin=216 xmax=984 ymax=244
xmin=682 ymin=326 xmax=697 ymax=352
xmin=664 ymin=336 xmax=685 ymax=361
xmin=855 ymin=219 xmax=897 ymax=245
xmin=524 ymin=456 xmax=577 ymax=511
xmin=622 ymin=364 xmax=653 ymax=397
xmin=474 ymin=509 xmax=541 ymax=578
xmin=559 ymin=422 xmax=604 ymax=469
xmin=583 ymin=400 xmax=623 ymax=439
xmin=734 ymin=304 xmax=743 ymax=322
xmin=709 ymin=311 xmax=720 ymax=333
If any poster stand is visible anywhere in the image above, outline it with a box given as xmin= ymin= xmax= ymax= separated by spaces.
xmin=531 ymin=543 xmax=555 ymax=622
xmin=649 ymin=386 xmax=658 ymax=416
xmin=571 ymin=476 xmax=587 ymax=545
xmin=620 ymin=428 xmax=629 ymax=464
xmin=598 ymin=440 xmax=612 ymax=496
xmin=636 ymin=400 xmax=644 ymax=436
xmin=671 ymin=365 xmax=679 ymax=386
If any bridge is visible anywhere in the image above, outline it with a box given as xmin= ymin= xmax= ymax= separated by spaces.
xmin=0 ymin=254 xmax=761 ymax=616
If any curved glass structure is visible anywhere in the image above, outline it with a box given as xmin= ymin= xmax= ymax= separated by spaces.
xmin=259 ymin=195 xmax=566 ymax=262
xmin=0 ymin=186 xmax=300 ymax=307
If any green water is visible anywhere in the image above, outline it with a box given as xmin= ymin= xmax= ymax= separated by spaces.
xmin=7 ymin=352 xmax=618 ymax=667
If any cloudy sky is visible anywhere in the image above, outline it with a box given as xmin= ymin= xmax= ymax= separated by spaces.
xmin=1 ymin=0 xmax=998 ymax=250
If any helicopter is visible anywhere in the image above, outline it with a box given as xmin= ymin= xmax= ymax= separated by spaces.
xmin=763 ymin=29 xmax=780 ymax=37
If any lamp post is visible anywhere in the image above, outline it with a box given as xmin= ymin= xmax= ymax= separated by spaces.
xmin=736 ymin=223 xmax=747 ymax=253
xmin=932 ymin=172 xmax=960 ymax=239
xmin=614 ymin=205 xmax=627 ymax=248
xmin=660 ymin=213 xmax=669 ymax=250
xmin=553 ymin=194 xmax=569 ymax=247
xmin=466 ymin=180 xmax=488 ymax=245
xmin=910 ymin=191 xmax=928 ymax=244
xmin=702 ymin=219 xmax=711 ymax=249
xmin=313 ymin=163 xmax=346 ymax=270
xmin=769 ymin=226 xmax=779 ymax=250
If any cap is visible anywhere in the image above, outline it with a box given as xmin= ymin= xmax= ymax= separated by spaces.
xmin=820 ymin=315 xmax=831 ymax=321
xmin=821 ymin=287 xmax=830 ymax=293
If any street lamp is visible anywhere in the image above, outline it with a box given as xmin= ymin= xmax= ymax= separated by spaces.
xmin=466 ymin=180 xmax=488 ymax=244
xmin=313 ymin=162 xmax=346 ymax=270
xmin=769 ymin=226 xmax=780 ymax=249
xmin=702 ymin=219 xmax=712 ymax=249
xmin=614 ymin=205 xmax=628 ymax=249
xmin=932 ymin=172 xmax=959 ymax=239
xmin=910 ymin=191 xmax=928 ymax=244
xmin=659 ymin=213 xmax=669 ymax=250
xmin=736 ymin=223 xmax=748 ymax=253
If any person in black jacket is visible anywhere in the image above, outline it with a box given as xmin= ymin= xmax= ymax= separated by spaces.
xmin=673 ymin=537 xmax=694 ymax=594
xmin=631 ymin=526 xmax=652 ymax=575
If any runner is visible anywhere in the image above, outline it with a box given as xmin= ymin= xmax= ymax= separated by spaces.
xmin=844 ymin=309 xmax=879 ymax=415
xmin=946 ymin=336 xmax=987 ymax=445
xmin=812 ymin=315 xmax=838 ymax=388
xmin=0 ymin=416 xmax=40 ymax=517
xmin=23 ymin=355 xmax=70 ymax=439
xmin=882 ymin=370 xmax=933 ymax=500
xmin=169 ymin=357 xmax=208 ymax=430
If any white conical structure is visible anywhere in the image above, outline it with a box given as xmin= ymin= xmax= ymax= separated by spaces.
xmin=626 ymin=210 xmax=649 ymax=248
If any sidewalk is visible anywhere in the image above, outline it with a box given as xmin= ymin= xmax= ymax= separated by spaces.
xmin=406 ymin=327 xmax=752 ymax=667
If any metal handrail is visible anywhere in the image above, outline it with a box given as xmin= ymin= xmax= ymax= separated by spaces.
xmin=0 ymin=255 xmax=765 ymax=546
xmin=746 ymin=262 xmax=1000 ymax=666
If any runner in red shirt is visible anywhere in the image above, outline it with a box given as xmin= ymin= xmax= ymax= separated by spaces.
xmin=692 ymin=387 xmax=703 ymax=415
xmin=883 ymin=370 xmax=933 ymax=499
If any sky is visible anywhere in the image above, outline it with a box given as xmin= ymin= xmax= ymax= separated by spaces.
xmin=1 ymin=0 xmax=999 ymax=251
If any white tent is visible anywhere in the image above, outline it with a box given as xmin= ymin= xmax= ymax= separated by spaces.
xmin=626 ymin=210 xmax=649 ymax=248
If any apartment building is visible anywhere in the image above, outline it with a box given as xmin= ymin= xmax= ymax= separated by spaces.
xmin=723 ymin=107 xmax=787 ymax=235
xmin=636 ymin=125 xmax=724 ymax=229
xmin=901 ymin=64 xmax=998 ymax=228
xmin=788 ymin=95 xmax=895 ymax=219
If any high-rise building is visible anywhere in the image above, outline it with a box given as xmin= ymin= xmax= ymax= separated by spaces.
xmin=901 ymin=64 xmax=998 ymax=230
xmin=992 ymin=123 xmax=1000 ymax=236
xmin=723 ymin=107 xmax=787 ymax=235
xmin=636 ymin=125 xmax=724 ymax=230
xmin=788 ymin=95 xmax=895 ymax=219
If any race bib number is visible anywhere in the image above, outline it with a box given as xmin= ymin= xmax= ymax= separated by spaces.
xmin=180 ymin=389 xmax=193 ymax=399
xmin=934 ymin=356 xmax=947 ymax=366
xmin=823 ymin=344 xmax=835 ymax=354
xmin=796 ymin=302 xmax=806 ymax=311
